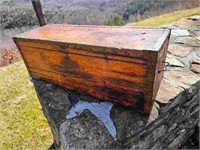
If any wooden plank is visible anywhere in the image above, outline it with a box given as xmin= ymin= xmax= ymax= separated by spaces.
xmin=18 ymin=45 xmax=155 ymax=112
xmin=16 ymin=39 xmax=157 ymax=61
xmin=19 ymin=46 xmax=148 ymax=78
xmin=30 ymin=68 xmax=146 ymax=109
xmin=20 ymin=47 xmax=147 ymax=87
xmin=17 ymin=41 xmax=149 ymax=65
xmin=31 ymin=0 xmax=47 ymax=26
xmin=14 ymin=25 xmax=170 ymax=51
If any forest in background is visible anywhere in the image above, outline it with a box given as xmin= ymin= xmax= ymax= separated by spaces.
xmin=0 ymin=0 xmax=199 ymax=29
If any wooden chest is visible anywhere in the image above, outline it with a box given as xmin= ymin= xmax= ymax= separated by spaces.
xmin=13 ymin=24 xmax=170 ymax=113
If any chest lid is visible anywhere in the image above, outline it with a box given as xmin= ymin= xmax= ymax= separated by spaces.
xmin=13 ymin=24 xmax=170 ymax=53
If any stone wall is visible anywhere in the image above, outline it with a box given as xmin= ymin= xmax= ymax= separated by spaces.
xmin=32 ymin=78 xmax=199 ymax=149
xmin=33 ymin=79 xmax=149 ymax=149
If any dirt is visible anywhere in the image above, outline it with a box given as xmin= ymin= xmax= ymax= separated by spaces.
xmin=0 ymin=34 xmax=21 ymax=67
xmin=0 ymin=49 xmax=21 ymax=67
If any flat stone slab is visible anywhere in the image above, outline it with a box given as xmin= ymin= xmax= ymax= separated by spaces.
xmin=190 ymin=64 xmax=200 ymax=74
xmin=167 ymin=43 xmax=193 ymax=57
xmin=163 ymin=70 xmax=200 ymax=89
xmin=193 ymin=31 xmax=200 ymax=37
xmin=188 ymin=15 xmax=200 ymax=21
xmin=148 ymin=105 xmax=158 ymax=123
xmin=190 ymin=59 xmax=200 ymax=74
xmin=156 ymin=78 xmax=183 ymax=103
xmin=160 ymin=24 xmax=181 ymax=30
xmin=171 ymin=29 xmax=190 ymax=37
xmin=192 ymin=59 xmax=200 ymax=64
xmin=197 ymin=52 xmax=200 ymax=58
xmin=171 ymin=18 xmax=199 ymax=31
xmin=174 ymin=37 xmax=200 ymax=47
xmin=166 ymin=54 xmax=184 ymax=67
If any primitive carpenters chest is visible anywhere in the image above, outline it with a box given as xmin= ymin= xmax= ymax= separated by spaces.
xmin=13 ymin=24 xmax=170 ymax=113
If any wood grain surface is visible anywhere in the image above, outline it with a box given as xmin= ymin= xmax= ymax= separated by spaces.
xmin=13 ymin=25 xmax=170 ymax=113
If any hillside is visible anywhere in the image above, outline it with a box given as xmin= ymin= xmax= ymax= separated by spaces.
xmin=0 ymin=0 xmax=130 ymax=28
xmin=0 ymin=0 xmax=198 ymax=29
xmin=127 ymin=7 xmax=200 ymax=27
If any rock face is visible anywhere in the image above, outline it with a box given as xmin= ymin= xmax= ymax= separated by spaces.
xmin=33 ymin=79 xmax=149 ymax=149
xmin=32 ymin=78 xmax=200 ymax=150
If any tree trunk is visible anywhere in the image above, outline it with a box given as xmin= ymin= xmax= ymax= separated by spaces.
xmin=31 ymin=0 xmax=47 ymax=26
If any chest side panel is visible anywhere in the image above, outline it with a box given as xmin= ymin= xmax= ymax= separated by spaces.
xmin=153 ymin=34 xmax=170 ymax=101
xmin=15 ymin=39 xmax=157 ymax=112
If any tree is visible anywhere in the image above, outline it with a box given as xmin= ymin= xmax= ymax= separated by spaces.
xmin=106 ymin=14 xmax=125 ymax=26
xmin=127 ymin=0 xmax=145 ymax=15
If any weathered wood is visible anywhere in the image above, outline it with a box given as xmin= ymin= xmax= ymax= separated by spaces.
xmin=31 ymin=0 xmax=47 ymax=26
xmin=13 ymin=25 xmax=170 ymax=113
xmin=107 ymin=81 xmax=200 ymax=149
xmin=152 ymin=38 xmax=169 ymax=100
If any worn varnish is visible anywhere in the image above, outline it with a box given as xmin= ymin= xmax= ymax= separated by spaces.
xmin=13 ymin=24 xmax=170 ymax=113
